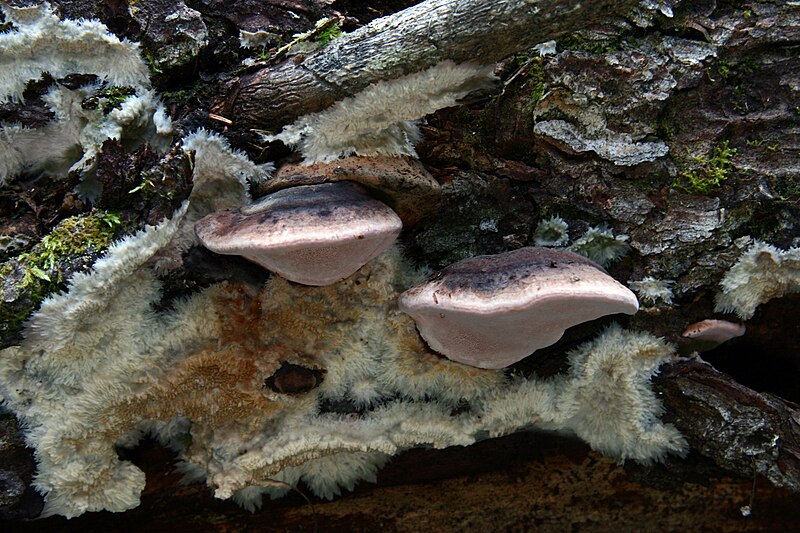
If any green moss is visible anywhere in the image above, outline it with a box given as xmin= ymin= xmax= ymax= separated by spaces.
xmin=0 ymin=211 xmax=121 ymax=336
xmin=706 ymin=58 xmax=758 ymax=113
xmin=23 ymin=211 xmax=120 ymax=282
xmin=707 ymin=59 xmax=749 ymax=83
xmin=656 ymin=115 xmax=676 ymax=140
xmin=776 ymin=176 xmax=800 ymax=201
xmin=142 ymin=48 xmax=164 ymax=74
xmin=315 ymin=23 xmax=343 ymax=46
xmin=705 ymin=60 xmax=732 ymax=83
xmin=81 ymin=86 xmax=137 ymax=114
xmin=526 ymin=58 xmax=546 ymax=112
xmin=745 ymin=135 xmax=782 ymax=152
xmin=673 ymin=141 xmax=737 ymax=194
xmin=508 ymin=53 xmax=547 ymax=114
xmin=160 ymin=88 xmax=190 ymax=108
xmin=557 ymin=33 xmax=627 ymax=55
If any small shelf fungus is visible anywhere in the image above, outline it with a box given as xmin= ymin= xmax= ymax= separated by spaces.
xmin=195 ymin=182 xmax=402 ymax=286
xmin=398 ymin=247 xmax=640 ymax=369
xmin=681 ymin=319 xmax=745 ymax=353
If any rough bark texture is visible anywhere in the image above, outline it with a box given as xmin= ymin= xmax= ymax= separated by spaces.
xmin=2 ymin=0 xmax=800 ymax=529
xmin=655 ymin=359 xmax=800 ymax=493
xmin=214 ymin=0 xmax=640 ymax=130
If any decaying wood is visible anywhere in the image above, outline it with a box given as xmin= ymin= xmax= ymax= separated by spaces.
xmin=16 ymin=430 xmax=800 ymax=532
xmin=655 ymin=358 xmax=800 ymax=493
xmin=215 ymin=0 xmax=638 ymax=131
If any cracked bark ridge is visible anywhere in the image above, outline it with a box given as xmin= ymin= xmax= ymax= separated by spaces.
xmin=655 ymin=359 xmax=800 ymax=493
xmin=217 ymin=0 xmax=639 ymax=131
xmin=0 ymin=413 xmax=43 ymax=519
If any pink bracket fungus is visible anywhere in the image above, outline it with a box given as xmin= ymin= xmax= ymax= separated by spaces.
xmin=195 ymin=182 xmax=402 ymax=286
xmin=398 ymin=247 xmax=640 ymax=369
xmin=681 ymin=319 xmax=746 ymax=352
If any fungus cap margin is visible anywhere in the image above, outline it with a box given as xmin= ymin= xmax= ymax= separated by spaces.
xmin=195 ymin=182 xmax=402 ymax=285
xmin=399 ymin=247 xmax=640 ymax=369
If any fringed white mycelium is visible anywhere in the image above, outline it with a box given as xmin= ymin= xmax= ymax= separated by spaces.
xmin=628 ymin=276 xmax=675 ymax=306
xmin=1 ymin=84 xmax=173 ymax=190
xmin=264 ymin=61 xmax=497 ymax=164
xmin=715 ymin=241 xmax=800 ymax=319
xmin=148 ymin=129 xmax=273 ymax=273
xmin=533 ymin=215 xmax=570 ymax=247
xmin=482 ymin=325 xmax=686 ymax=461
xmin=0 ymin=3 xmax=149 ymax=103
xmin=568 ymin=226 xmax=631 ymax=267
xmin=0 ymin=4 xmax=170 ymax=188
xmin=0 ymin=221 xmax=687 ymax=517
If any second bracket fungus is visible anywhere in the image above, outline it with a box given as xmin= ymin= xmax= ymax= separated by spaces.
xmin=399 ymin=247 xmax=640 ymax=369
xmin=195 ymin=182 xmax=402 ymax=286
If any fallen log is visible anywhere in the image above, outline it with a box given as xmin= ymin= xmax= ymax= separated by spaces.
xmin=214 ymin=0 xmax=638 ymax=130
xmin=655 ymin=358 xmax=800 ymax=493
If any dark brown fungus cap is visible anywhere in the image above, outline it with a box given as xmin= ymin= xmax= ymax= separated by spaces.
xmin=195 ymin=182 xmax=402 ymax=286
xmin=261 ymin=155 xmax=440 ymax=225
xmin=264 ymin=362 xmax=325 ymax=395
xmin=399 ymin=247 xmax=640 ymax=369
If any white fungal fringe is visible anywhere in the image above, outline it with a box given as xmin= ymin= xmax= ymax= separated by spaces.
xmin=715 ymin=241 xmax=800 ymax=319
xmin=266 ymin=61 xmax=496 ymax=164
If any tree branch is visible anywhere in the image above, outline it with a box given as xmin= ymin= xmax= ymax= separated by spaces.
xmin=214 ymin=0 xmax=638 ymax=130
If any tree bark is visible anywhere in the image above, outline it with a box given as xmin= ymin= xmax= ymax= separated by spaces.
xmin=214 ymin=0 xmax=639 ymax=130
xmin=655 ymin=359 xmax=800 ymax=493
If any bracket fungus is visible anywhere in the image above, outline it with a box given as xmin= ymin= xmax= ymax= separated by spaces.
xmin=195 ymin=182 xmax=402 ymax=286
xmin=264 ymin=155 xmax=441 ymax=226
xmin=681 ymin=319 xmax=746 ymax=352
xmin=399 ymin=247 xmax=640 ymax=369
